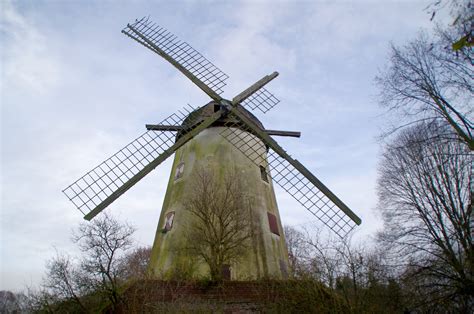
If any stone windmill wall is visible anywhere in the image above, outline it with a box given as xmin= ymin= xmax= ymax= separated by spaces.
xmin=148 ymin=105 xmax=289 ymax=280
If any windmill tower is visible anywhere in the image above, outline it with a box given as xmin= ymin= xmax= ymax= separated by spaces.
xmin=63 ymin=17 xmax=362 ymax=280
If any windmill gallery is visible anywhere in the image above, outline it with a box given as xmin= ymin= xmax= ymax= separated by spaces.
xmin=63 ymin=17 xmax=362 ymax=281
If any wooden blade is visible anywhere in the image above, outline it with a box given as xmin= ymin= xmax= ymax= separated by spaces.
xmin=231 ymin=72 xmax=280 ymax=114
xmin=122 ymin=17 xmax=227 ymax=101
xmin=219 ymin=107 xmax=361 ymax=237
xmin=63 ymin=107 xmax=225 ymax=221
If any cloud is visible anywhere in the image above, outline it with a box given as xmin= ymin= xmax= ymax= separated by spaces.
xmin=205 ymin=1 xmax=297 ymax=95
xmin=1 ymin=1 xmax=62 ymax=94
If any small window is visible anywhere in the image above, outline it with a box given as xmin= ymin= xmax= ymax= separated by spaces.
xmin=267 ymin=212 xmax=280 ymax=236
xmin=260 ymin=165 xmax=268 ymax=183
xmin=214 ymin=104 xmax=220 ymax=112
xmin=163 ymin=211 xmax=175 ymax=232
xmin=174 ymin=162 xmax=185 ymax=180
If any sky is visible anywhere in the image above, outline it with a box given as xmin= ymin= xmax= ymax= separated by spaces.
xmin=1 ymin=0 xmax=448 ymax=291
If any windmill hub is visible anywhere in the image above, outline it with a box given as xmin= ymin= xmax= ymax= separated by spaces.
xmin=218 ymin=98 xmax=233 ymax=112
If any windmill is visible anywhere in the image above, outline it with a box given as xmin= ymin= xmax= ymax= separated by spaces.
xmin=63 ymin=17 xmax=362 ymax=280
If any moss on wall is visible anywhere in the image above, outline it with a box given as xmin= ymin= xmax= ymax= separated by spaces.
xmin=148 ymin=127 xmax=289 ymax=280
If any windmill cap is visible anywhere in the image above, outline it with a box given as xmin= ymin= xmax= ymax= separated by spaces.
xmin=177 ymin=101 xmax=264 ymax=140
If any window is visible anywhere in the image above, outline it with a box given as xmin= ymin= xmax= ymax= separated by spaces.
xmin=174 ymin=162 xmax=185 ymax=180
xmin=260 ymin=165 xmax=268 ymax=183
xmin=163 ymin=211 xmax=175 ymax=232
xmin=267 ymin=212 xmax=280 ymax=236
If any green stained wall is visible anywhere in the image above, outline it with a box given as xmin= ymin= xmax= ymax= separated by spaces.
xmin=148 ymin=126 xmax=289 ymax=280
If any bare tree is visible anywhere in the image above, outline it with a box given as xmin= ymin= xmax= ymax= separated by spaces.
xmin=425 ymin=0 xmax=473 ymax=51
xmin=303 ymin=229 xmax=369 ymax=308
xmin=331 ymin=237 xmax=393 ymax=311
xmin=303 ymin=228 xmax=342 ymax=288
xmin=43 ymin=252 xmax=87 ymax=311
xmin=118 ymin=246 xmax=152 ymax=281
xmin=23 ymin=287 xmax=58 ymax=313
xmin=286 ymin=224 xmax=402 ymax=311
xmin=333 ymin=241 xmax=405 ymax=313
xmin=377 ymin=121 xmax=473 ymax=310
xmin=0 ymin=290 xmax=28 ymax=313
xmin=376 ymin=27 xmax=473 ymax=150
xmin=183 ymin=167 xmax=252 ymax=281
xmin=73 ymin=213 xmax=135 ymax=309
xmin=20 ymin=214 xmax=137 ymax=312
xmin=284 ymin=225 xmax=311 ymax=278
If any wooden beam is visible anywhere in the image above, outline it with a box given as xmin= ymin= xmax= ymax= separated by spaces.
xmin=146 ymin=124 xmax=300 ymax=138
xmin=265 ymin=130 xmax=301 ymax=138
xmin=83 ymin=110 xmax=225 ymax=221
xmin=232 ymin=72 xmax=279 ymax=105
xmin=146 ymin=125 xmax=182 ymax=131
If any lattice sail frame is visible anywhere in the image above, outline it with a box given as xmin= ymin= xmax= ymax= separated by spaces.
xmin=122 ymin=17 xmax=228 ymax=95
xmin=62 ymin=105 xmax=201 ymax=217
xmin=241 ymin=87 xmax=280 ymax=114
xmin=219 ymin=112 xmax=358 ymax=238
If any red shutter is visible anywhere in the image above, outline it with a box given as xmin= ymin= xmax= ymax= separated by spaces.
xmin=267 ymin=212 xmax=280 ymax=236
